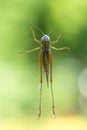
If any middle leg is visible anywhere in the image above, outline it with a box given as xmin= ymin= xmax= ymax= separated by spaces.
xmin=48 ymin=51 xmax=56 ymax=117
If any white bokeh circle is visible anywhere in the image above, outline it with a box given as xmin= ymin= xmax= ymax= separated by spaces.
xmin=79 ymin=68 xmax=87 ymax=99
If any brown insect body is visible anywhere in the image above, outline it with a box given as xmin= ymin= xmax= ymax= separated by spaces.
xmin=41 ymin=37 xmax=51 ymax=86
xmin=43 ymin=50 xmax=49 ymax=85
xmin=19 ymin=27 xmax=70 ymax=119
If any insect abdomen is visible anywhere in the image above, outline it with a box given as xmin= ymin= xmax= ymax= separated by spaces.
xmin=43 ymin=51 xmax=49 ymax=86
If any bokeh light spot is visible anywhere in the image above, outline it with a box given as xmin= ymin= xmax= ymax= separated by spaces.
xmin=79 ymin=68 xmax=87 ymax=99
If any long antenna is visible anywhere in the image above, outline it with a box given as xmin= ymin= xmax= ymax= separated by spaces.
xmin=48 ymin=30 xmax=53 ymax=36
xmin=30 ymin=22 xmax=44 ymax=36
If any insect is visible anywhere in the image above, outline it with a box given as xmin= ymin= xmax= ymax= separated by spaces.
xmin=19 ymin=26 xmax=70 ymax=119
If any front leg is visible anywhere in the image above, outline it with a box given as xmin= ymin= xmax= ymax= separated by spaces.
xmin=30 ymin=27 xmax=41 ymax=45
xmin=51 ymin=32 xmax=64 ymax=45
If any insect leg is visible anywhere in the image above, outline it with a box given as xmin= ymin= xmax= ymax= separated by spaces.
xmin=51 ymin=46 xmax=70 ymax=51
xmin=48 ymin=51 xmax=56 ymax=117
xmin=38 ymin=52 xmax=43 ymax=119
xmin=51 ymin=32 xmax=64 ymax=45
xmin=19 ymin=47 xmax=40 ymax=54
xmin=30 ymin=27 xmax=41 ymax=45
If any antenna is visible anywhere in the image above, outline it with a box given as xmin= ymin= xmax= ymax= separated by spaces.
xmin=30 ymin=22 xmax=44 ymax=36
xmin=48 ymin=30 xmax=53 ymax=36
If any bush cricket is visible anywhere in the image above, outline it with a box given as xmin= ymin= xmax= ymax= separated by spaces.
xmin=19 ymin=26 xmax=70 ymax=119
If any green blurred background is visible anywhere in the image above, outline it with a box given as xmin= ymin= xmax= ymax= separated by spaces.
xmin=0 ymin=0 xmax=87 ymax=121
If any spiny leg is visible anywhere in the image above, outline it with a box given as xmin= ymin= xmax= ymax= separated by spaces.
xmin=48 ymin=51 xmax=56 ymax=117
xmin=38 ymin=52 xmax=43 ymax=119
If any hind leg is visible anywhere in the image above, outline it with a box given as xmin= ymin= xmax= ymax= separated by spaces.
xmin=48 ymin=51 xmax=56 ymax=117
xmin=38 ymin=52 xmax=43 ymax=119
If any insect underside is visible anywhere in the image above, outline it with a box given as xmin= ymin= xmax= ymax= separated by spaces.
xmin=19 ymin=27 xmax=70 ymax=119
